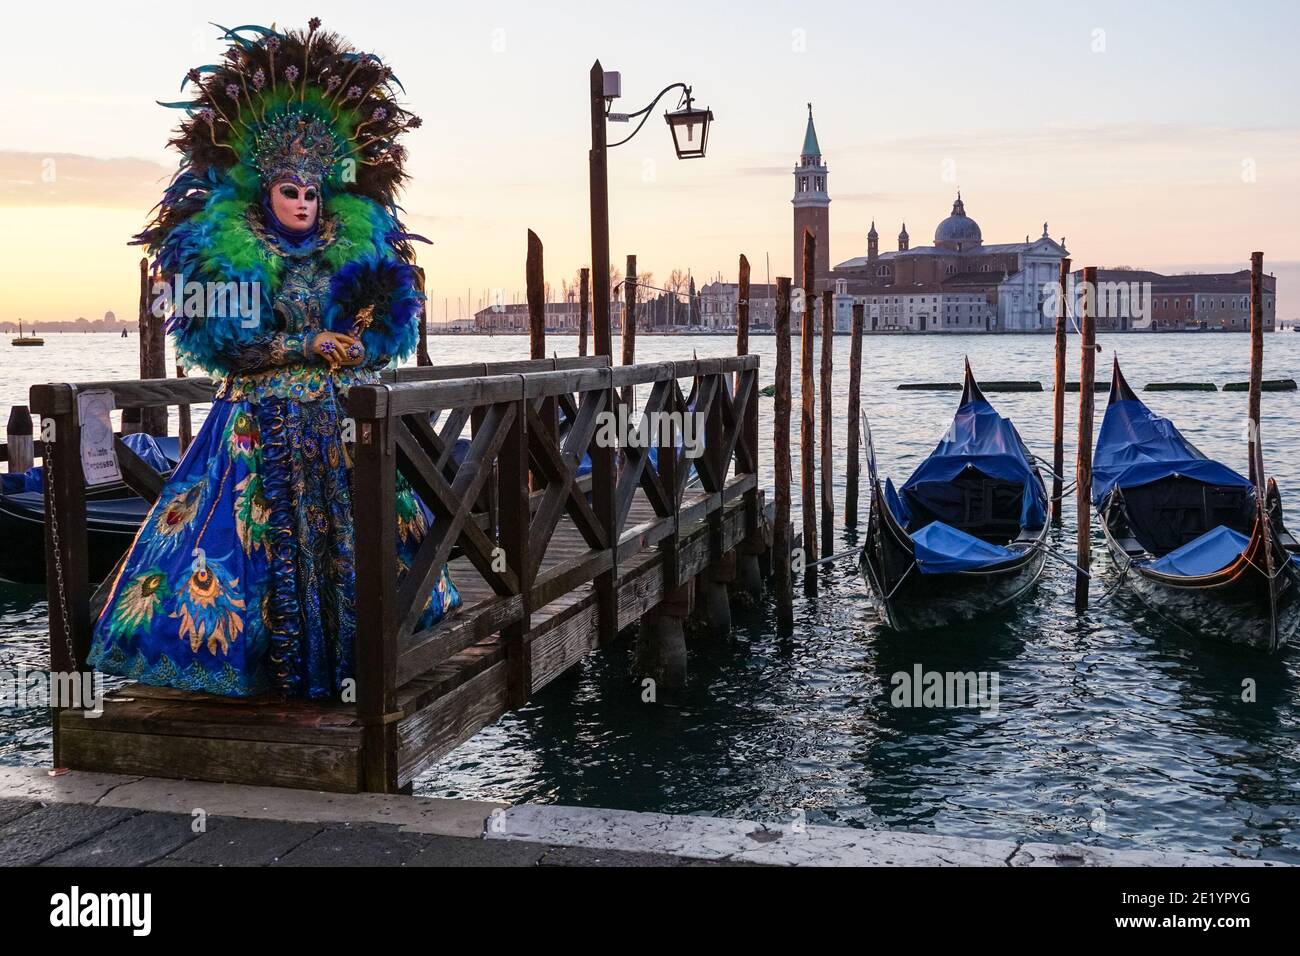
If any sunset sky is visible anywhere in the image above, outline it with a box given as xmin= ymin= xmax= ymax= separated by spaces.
xmin=2 ymin=0 xmax=1298 ymax=325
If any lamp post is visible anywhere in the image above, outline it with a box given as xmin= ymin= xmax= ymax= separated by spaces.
xmin=588 ymin=60 xmax=714 ymax=359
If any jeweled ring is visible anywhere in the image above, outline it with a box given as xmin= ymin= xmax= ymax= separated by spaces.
xmin=319 ymin=341 xmax=336 ymax=353
xmin=345 ymin=343 xmax=364 ymax=360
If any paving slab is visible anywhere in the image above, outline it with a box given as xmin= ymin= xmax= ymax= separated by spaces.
xmin=40 ymin=810 xmax=199 ymax=867
xmin=0 ymin=802 xmax=139 ymax=866
xmin=166 ymin=817 xmax=324 ymax=866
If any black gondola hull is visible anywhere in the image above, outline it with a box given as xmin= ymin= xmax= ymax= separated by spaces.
xmin=0 ymin=492 xmax=145 ymax=587
xmin=1100 ymin=497 xmax=1300 ymax=652
xmin=860 ymin=479 xmax=1048 ymax=632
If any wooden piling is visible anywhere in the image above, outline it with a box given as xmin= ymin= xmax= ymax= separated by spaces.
xmin=579 ymin=267 xmax=590 ymax=358
xmin=175 ymin=366 xmax=193 ymax=454
xmin=1051 ymin=257 xmax=1071 ymax=526
xmin=526 ymin=230 xmax=556 ymax=466
xmin=415 ymin=266 xmax=432 ymax=367
xmin=819 ymin=289 xmax=834 ymax=557
xmin=1075 ymin=266 xmax=1097 ymax=613
xmin=5 ymin=405 xmax=33 ymax=474
xmin=622 ymin=253 xmax=637 ymax=411
xmin=588 ymin=64 xmax=617 ymax=647
xmin=1248 ymin=251 xmax=1265 ymax=485
xmin=774 ymin=277 xmax=794 ymax=628
xmin=845 ymin=303 xmax=863 ymax=527
xmin=137 ymin=259 xmax=167 ymax=437
xmin=736 ymin=255 xmax=750 ymax=395
xmin=800 ymin=229 xmax=818 ymax=595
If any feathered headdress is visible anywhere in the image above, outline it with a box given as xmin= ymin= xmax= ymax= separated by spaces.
xmin=137 ymin=20 xmax=430 ymax=373
xmin=135 ymin=19 xmax=422 ymax=256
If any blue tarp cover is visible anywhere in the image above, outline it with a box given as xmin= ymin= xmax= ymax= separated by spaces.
xmin=121 ymin=432 xmax=174 ymax=474
xmin=911 ymin=520 xmax=1019 ymax=575
xmin=900 ymin=399 xmax=1047 ymax=529
xmin=1092 ymin=399 xmax=1251 ymax=506
xmin=1145 ymin=524 xmax=1248 ymax=577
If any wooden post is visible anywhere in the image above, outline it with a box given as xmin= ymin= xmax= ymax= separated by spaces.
xmin=499 ymin=395 xmax=532 ymax=707
xmin=1248 ymin=251 xmax=1265 ymax=486
xmin=579 ymin=267 xmax=590 ymax=358
xmin=589 ymin=62 xmax=617 ymax=645
xmin=5 ymin=405 xmax=33 ymax=474
xmin=1051 ymin=257 xmax=1071 ymax=526
xmin=175 ymin=366 xmax=193 ymax=455
xmin=845 ymin=303 xmax=863 ymax=527
xmin=30 ymin=384 xmax=91 ymax=770
xmin=1074 ymin=266 xmax=1097 ymax=613
xmin=736 ymin=254 xmax=750 ymax=395
xmin=527 ymin=231 xmax=546 ymax=361
xmin=351 ymin=395 xmax=399 ymax=792
xmin=526 ymin=230 xmax=555 ymax=476
xmin=415 ymin=265 xmax=432 ymax=367
xmin=819 ymin=289 xmax=834 ymax=557
xmin=622 ymin=253 xmax=637 ymax=411
xmin=137 ymin=259 xmax=167 ymax=436
xmin=774 ymin=278 xmax=794 ymax=629
xmin=800 ymin=229 xmax=818 ymax=595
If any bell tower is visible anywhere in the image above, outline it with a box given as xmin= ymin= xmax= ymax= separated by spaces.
xmin=792 ymin=104 xmax=830 ymax=288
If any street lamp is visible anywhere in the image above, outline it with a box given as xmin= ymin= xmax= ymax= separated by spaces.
xmin=588 ymin=61 xmax=714 ymax=360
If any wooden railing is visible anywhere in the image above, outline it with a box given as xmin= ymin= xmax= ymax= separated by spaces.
xmin=31 ymin=353 xmax=761 ymax=791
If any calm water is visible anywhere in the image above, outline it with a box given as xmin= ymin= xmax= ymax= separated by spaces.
xmin=2 ymin=330 xmax=1298 ymax=861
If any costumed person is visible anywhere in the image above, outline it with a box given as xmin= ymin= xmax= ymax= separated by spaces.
xmin=89 ymin=20 xmax=460 ymax=699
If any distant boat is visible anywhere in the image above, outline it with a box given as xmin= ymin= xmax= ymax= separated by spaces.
xmin=11 ymin=319 xmax=43 ymax=346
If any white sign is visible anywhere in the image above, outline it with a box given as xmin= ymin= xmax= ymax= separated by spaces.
xmin=76 ymin=389 xmax=121 ymax=486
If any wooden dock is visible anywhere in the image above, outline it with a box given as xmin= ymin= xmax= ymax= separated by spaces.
xmin=32 ymin=354 xmax=775 ymax=794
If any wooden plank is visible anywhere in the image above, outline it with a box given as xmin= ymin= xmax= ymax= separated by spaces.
xmin=59 ymin=724 xmax=362 ymax=793
xmin=397 ymin=661 xmax=510 ymax=788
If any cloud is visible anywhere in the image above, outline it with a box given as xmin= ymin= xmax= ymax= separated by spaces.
xmin=0 ymin=151 xmax=172 ymax=208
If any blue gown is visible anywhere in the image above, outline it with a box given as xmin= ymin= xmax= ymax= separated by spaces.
xmin=88 ymin=240 xmax=461 ymax=700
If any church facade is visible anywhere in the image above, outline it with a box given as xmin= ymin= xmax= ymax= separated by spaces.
xmin=794 ymin=108 xmax=1070 ymax=333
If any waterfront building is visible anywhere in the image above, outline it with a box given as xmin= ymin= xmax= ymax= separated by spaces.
xmin=1072 ymin=268 xmax=1277 ymax=332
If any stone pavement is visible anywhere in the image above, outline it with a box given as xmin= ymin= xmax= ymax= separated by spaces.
xmin=0 ymin=766 xmax=1282 ymax=867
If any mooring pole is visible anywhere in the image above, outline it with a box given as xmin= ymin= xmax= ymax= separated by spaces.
xmin=774 ymin=277 xmax=794 ymax=629
xmin=138 ymin=259 xmax=167 ymax=436
xmin=526 ymin=230 xmax=555 ymax=459
xmin=415 ymin=265 xmax=432 ymax=367
xmin=800 ymin=229 xmax=818 ymax=595
xmin=5 ymin=405 xmax=33 ymax=475
xmin=1248 ymin=251 xmax=1265 ymax=486
xmin=622 ymin=253 xmax=637 ymax=411
xmin=736 ymin=254 xmax=750 ymax=396
xmin=1051 ymin=257 xmax=1071 ymax=526
xmin=845 ymin=302 xmax=863 ymax=527
xmin=1075 ymin=265 xmax=1097 ymax=612
xmin=589 ymin=60 xmax=617 ymax=646
xmin=579 ymin=267 xmax=590 ymax=358
xmin=819 ymin=289 xmax=834 ymax=557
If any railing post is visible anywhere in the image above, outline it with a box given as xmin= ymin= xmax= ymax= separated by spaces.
xmin=30 ymin=384 xmax=91 ymax=767
xmin=592 ymin=365 xmax=618 ymax=645
xmin=499 ymin=393 xmax=532 ymax=707
xmin=351 ymin=387 xmax=400 ymax=792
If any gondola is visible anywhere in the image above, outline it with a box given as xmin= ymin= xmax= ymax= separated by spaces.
xmin=0 ymin=434 xmax=179 ymax=586
xmin=1094 ymin=358 xmax=1300 ymax=652
xmin=860 ymin=360 xmax=1050 ymax=631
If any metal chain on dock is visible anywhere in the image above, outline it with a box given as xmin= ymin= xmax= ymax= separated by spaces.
xmin=43 ymin=437 xmax=78 ymax=671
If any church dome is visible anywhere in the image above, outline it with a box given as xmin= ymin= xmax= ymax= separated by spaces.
xmin=934 ymin=194 xmax=982 ymax=249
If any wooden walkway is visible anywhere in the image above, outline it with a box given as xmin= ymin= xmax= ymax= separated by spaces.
xmin=37 ymin=355 xmax=776 ymax=793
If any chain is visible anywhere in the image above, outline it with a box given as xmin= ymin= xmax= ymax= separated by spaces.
xmin=43 ymin=438 xmax=78 ymax=672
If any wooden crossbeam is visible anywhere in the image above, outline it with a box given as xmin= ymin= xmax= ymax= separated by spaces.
xmin=393 ymin=402 xmax=519 ymax=639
